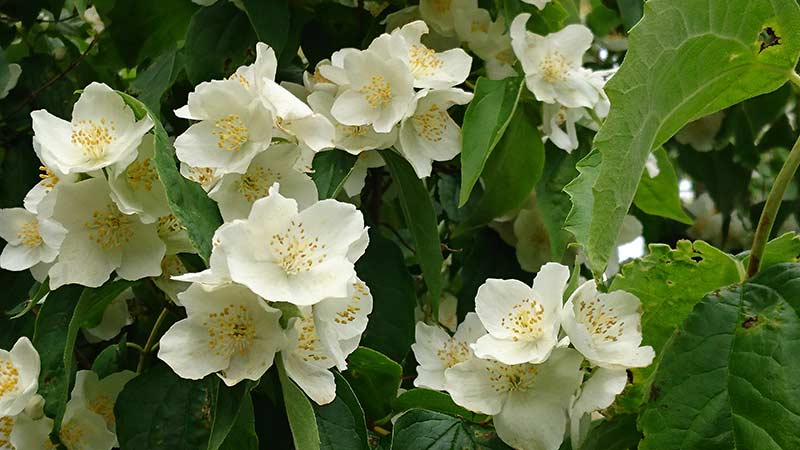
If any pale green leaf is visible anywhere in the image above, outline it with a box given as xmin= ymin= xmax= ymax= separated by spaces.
xmin=633 ymin=148 xmax=692 ymax=224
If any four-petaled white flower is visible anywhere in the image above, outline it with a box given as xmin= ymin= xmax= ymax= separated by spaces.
xmin=330 ymin=48 xmax=415 ymax=133
xmin=397 ymin=88 xmax=473 ymax=178
xmin=411 ymin=312 xmax=485 ymax=391
xmin=472 ymin=263 xmax=570 ymax=365
xmin=561 ymin=280 xmax=655 ymax=369
xmin=70 ymin=370 xmax=136 ymax=445
xmin=47 ymin=178 xmax=166 ymax=289
xmin=158 ymin=283 xmax=286 ymax=386
xmin=209 ymin=143 xmax=318 ymax=222
xmin=510 ymin=15 xmax=599 ymax=108
xmin=108 ymin=134 xmax=170 ymax=223
xmin=214 ymin=184 xmax=368 ymax=305
xmin=31 ymin=82 xmax=153 ymax=174
xmin=0 ymin=337 xmax=40 ymax=417
xmin=0 ymin=207 xmax=66 ymax=272
xmin=174 ymin=78 xmax=273 ymax=175
xmin=445 ymin=348 xmax=584 ymax=450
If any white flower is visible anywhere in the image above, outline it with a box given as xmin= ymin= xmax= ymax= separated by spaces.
xmin=686 ymin=193 xmax=752 ymax=250
xmin=0 ymin=337 xmax=40 ymax=417
xmin=644 ymin=153 xmax=660 ymax=178
xmin=30 ymin=82 xmax=153 ymax=174
xmin=561 ymin=280 xmax=655 ymax=369
xmin=419 ymin=0 xmax=478 ymax=37
xmin=542 ymin=103 xmax=583 ymax=153
xmin=397 ymin=88 xmax=472 ymax=178
xmin=24 ymin=142 xmax=79 ymax=214
xmin=156 ymin=214 xmax=194 ymax=255
xmin=58 ymin=396 xmax=116 ymax=450
xmin=510 ymin=15 xmax=598 ymax=108
xmin=209 ymin=143 xmax=318 ymax=221
xmin=71 ymin=370 xmax=136 ymax=445
xmin=454 ymin=11 xmax=517 ymax=80
xmin=522 ymin=0 xmax=552 ymax=9
xmin=153 ymin=255 xmax=191 ymax=302
xmin=5 ymin=396 xmax=53 ymax=450
xmin=174 ymin=78 xmax=273 ymax=175
xmin=108 ymin=135 xmax=170 ymax=224
xmin=445 ymin=348 xmax=584 ymax=450
xmin=330 ymin=48 xmax=415 ymax=133
xmin=342 ymin=151 xmax=386 ymax=197
xmin=411 ymin=312 xmax=484 ymax=391
xmin=307 ymin=91 xmax=398 ymax=155
xmin=180 ymin=164 xmax=222 ymax=192
xmin=47 ymin=178 xmax=166 ymax=289
xmin=82 ymin=290 xmax=133 ymax=343
xmin=171 ymin=245 xmax=232 ymax=292
xmin=227 ymin=42 xmax=278 ymax=95
xmin=214 ymin=184 xmax=368 ymax=305
xmin=262 ymin=78 xmax=335 ymax=151
xmin=303 ymin=59 xmax=339 ymax=95
xmin=158 ymin=283 xmax=286 ymax=386
xmin=282 ymin=278 xmax=373 ymax=404
xmin=569 ymin=368 xmax=627 ymax=449
xmin=675 ymin=111 xmax=725 ymax=152
xmin=608 ymin=214 xmax=643 ymax=276
xmin=379 ymin=21 xmax=472 ymax=89
xmin=472 ymin=263 xmax=570 ymax=365
xmin=0 ymin=207 xmax=66 ymax=272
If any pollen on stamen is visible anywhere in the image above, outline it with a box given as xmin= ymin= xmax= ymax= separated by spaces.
xmin=359 ymin=75 xmax=393 ymax=109
xmin=413 ymin=104 xmax=448 ymax=142
xmin=540 ymin=52 xmax=570 ymax=83
xmin=71 ymin=118 xmax=116 ymax=161
xmin=17 ymin=220 xmax=43 ymax=248
xmin=204 ymin=303 xmax=256 ymax=358
xmin=500 ymin=298 xmax=546 ymax=341
xmin=39 ymin=165 xmax=59 ymax=190
xmin=84 ymin=203 xmax=134 ymax=251
xmin=409 ymin=44 xmax=443 ymax=78
xmin=0 ymin=359 xmax=20 ymax=398
xmin=212 ymin=114 xmax=249 ymax=152
xmin=237 ymin=166 xmax=281 ymax=203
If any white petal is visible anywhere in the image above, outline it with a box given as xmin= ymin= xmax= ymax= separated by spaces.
xmin=444 ymin=358 xmax=507 ymax=415
xmin=474 ymin=278 xmax=534 ymax=339
xmin=570 ymin=368 xmax=627 ymax=448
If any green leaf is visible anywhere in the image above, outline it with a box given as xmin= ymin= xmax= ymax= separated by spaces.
xmin=741 ymin=232 xmax=800 ymax=270
xmin=129 ymin=47 xmax=185 ymax=115
xmin=640 ymin=263 xmax=800 ymax=450
xmin=314 ymin=372 xmax=369 ymax=450
xmin=33 ymin=285 xmax=82 ymax=423
xmin=381 ymin=149 xmax=443 ymax=318
xmin=564 ymin=0 xmax=800 ymax=273
xmin=356 ymin=230 xmax=416 ymax=363
xmin=503 ymin=0 xmax=570 ymax=35
xmin=184 ymin=2 xmax=257 ymax=84
xmin=342 ymin=347 xmax=402 ymax=421
xmin=208 ymin=382 xmax=258 ymax=450
xmin=633 ymin=148 xmax=692 ymax=224
xmin=392 ymin=389 xmax=486 ymax=422
xmin=103 ymin=0 xmax=196 ymax=66
xmin=391 ymin=409 xmax=512 ymax=450
xmin=219 ymin=394 xmax=259 ymax=450
xmin=609 ymin=240 xmax=743 ymax=412
xmin=277 ymin=358 xmax=321 ymax=450
xmin=311 ymin=150 xmax=358 ymax=200
xmin=458 ymin=104 xmax=545 ymax=231
xmin=92 ymin=334 xmax=129 ymax=378
xmin=578 ymin=415 xmax=642 ymax=450
xmin=617 ymin=0 xmax=644 ymax=31
xmin=459 ymin=76 xmax=524 ymax=206
xmin=586 ymin=0 xmax=622 ymax=37
xmin=118 ymin=92 xmax=223 ymax=263
xmin=115 ymin=364 xmax=218 ymax=450
xmin=238 ymin=0 xmax=290 ymax=59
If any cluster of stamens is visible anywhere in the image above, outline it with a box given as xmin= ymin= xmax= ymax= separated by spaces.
xmin=126 ymin=157 xmax=158 ymax=191
xmin=486 ymin=363 xmax=539 ymax=393
xmin=576 ymin=298 xmax=624 ymax=343
xmin=205 ymin=304 xmax=256 ymax=358
xmin=212 ymin=114 xmax=249 ymax=152
xmin=38 ymin=166 xmax=59 ymax=190
xmin=269 ymin=220 xmax=326 ymax=275
xmin=84 ymin=204 xmax=134 ymax=250
xmin=89 ymin=394 xmax=115 ymax=427
xmin=359 ymin=75 xmax=393 ymax=109
xmin=0 ymin=360 xmax=19 ymax=399
xmin=0 ymin=416 xmax=14 ymax=449
xmin=59 ymin=421 xmax=85 ymax=448
xmin=17 ymin=220 xmax=43 ymax=248
xmin=296 ymin=316 xmax=327 ymax=362
xmin=539 ymin=52 xmax=570 ymax=83
xmin=334 ymin=281 xmax=367 ymax=325
xmin=237 ymin=166 xmax=280 ymax=202
xmin=71 ymin=118 xmax=115 ymax=160
xmin=436 ymin=338 xmax=472 ymax=368
xmin=339 ymin=124 xmax=370 ymax=138
xmin=501 ymin=298 xmax=545 ymax=341
xmin=409 ymin=44 xmax=443 ymax=78
xmin=228 ymin=73 xmax=251 ymax=89
xmin=430 ymin=0 xmax=452 ymax=13
xmin=413 ymin=104 xmax=448 ymax=142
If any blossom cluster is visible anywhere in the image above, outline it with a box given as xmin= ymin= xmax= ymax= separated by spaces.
xmin=412 ymin=264 xmax=654 ymax=450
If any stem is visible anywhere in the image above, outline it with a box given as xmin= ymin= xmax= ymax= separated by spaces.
xmin=136 ymin=308 xmax=169 ymax=373
xmin=790 ymin=71 xmax=800 ymax=89
xmin=747 ymin=132 xmax=800 ymax=277
xmin=126 ymin=342 xmax=144 ymax=353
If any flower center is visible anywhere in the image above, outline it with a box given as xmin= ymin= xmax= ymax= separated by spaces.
xmin=39 ymin=166 xmax=59 ymax=190
xmin=84 ymin=204 xmax=134 ymax=251
xmin=486 ymin=363 xmax=539 ymax=393
xmin=229 ymin=73 xmax=251 ymax=89
xmin=359 ymin=75 xmax=392 ymax=109
xmin=431 ymin=0 xmax=452 ymax=13
xmin=213 ymin=114 xmax=249 ymax=152
xmin=500 ymin=298 xmax=545 ymax=341
xmin=409 ymin=44 xmax=443 ymax=78
xmin=269 ymin=220 xmax=326 ymax=276
xmin=205 ymin=304 xmax=256 ymax=358
xmin=160 ymin=255 xmax=187 ymax=278
xmin=17 ymin=220 xmax=43 ymax=248
xmin=540 ymin=52 xmax=570 ymax=83
xmin=184 ymin=166 xmax=218 ymax=189
xmin=126 ymin=157 xmax=158 ymax=192
xmin=59 ymin=421 xmax=85 ymax=448
xmin=237 ymin=166 xmax=281 ymax=203
xmin=296 ymin=316 xmax=328 ymax=363
xmin=495 ymin=48 xmax=516 ymax=66
xmin=89 ymin=394 xmax=115 ymax=427
xmin=339 ymin=124 xmax=370 ymax=138
xmin=0 ymin=360 xmax=19 ymax=400
xmin=312 ymin=67 xmax=333 ymax=84
xmin=436 ymin=338 xmax=471 ymax=368
xmin=0 ymin=416 xmax=15 ymax=450
xmin=413 ymin=104 xmax=448 ymax=142
xmin=71 ymin=118 xmax=116 ymax=161
xmin=576 ymin=297 xmax=624 ymax=343
xmin=471 ymin=20 xmax=489 ymax=33
xmin=157 ymin=214 xmax=184 ymax=236
xmin=333 ymin=280 xmax=368 ymax=325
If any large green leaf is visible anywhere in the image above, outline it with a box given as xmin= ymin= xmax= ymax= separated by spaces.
xmin=458 ymin=77 xmax=524 ymax=206
xmin=129 ymin=47 xmax=185 ymax=115
xmin=314 ymin=372 xmax=369 ymax=450
xmin=238 ymin=0 xmax=290 ymax=59
xmin=312 ymin=150 xmax=358 ymax=200
xmin=639 ymin=263 xmax=800 ymax=449
xmin=219 ymin=394 xmax=259 ymax=450
xmin=741 ymin=232 xmax=800 ymax=271
xmin=356 ymin=230 xmax=416 ymax=363
xmin=458 ymin=104 xmax=545 ymax=231
xmin=116 ymin=364 xmax=218 ymax=450
xmin=381 ymin=149 xmax=443 ymax=318
xmin=609 ymin=240 xmax=742 ymax=411
xmin=391 ymin=409 xmax=512 ymax=450
xmin=633 ymin=148 xmax=692 ymax=224
xmin=578 ymin=415 xmax=641 ymax=450
xmin=392 ymin=389 xmax=485 ymax=422
xmin=277 ymin=359 xmax=321 ymax=450
xmin=342 ymin=347 xmax=402 ymax=422
xmin=565 ymin=0 xmax=800 ymax=272
xmin=118 ymin=92 xmax=223 ymax=263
